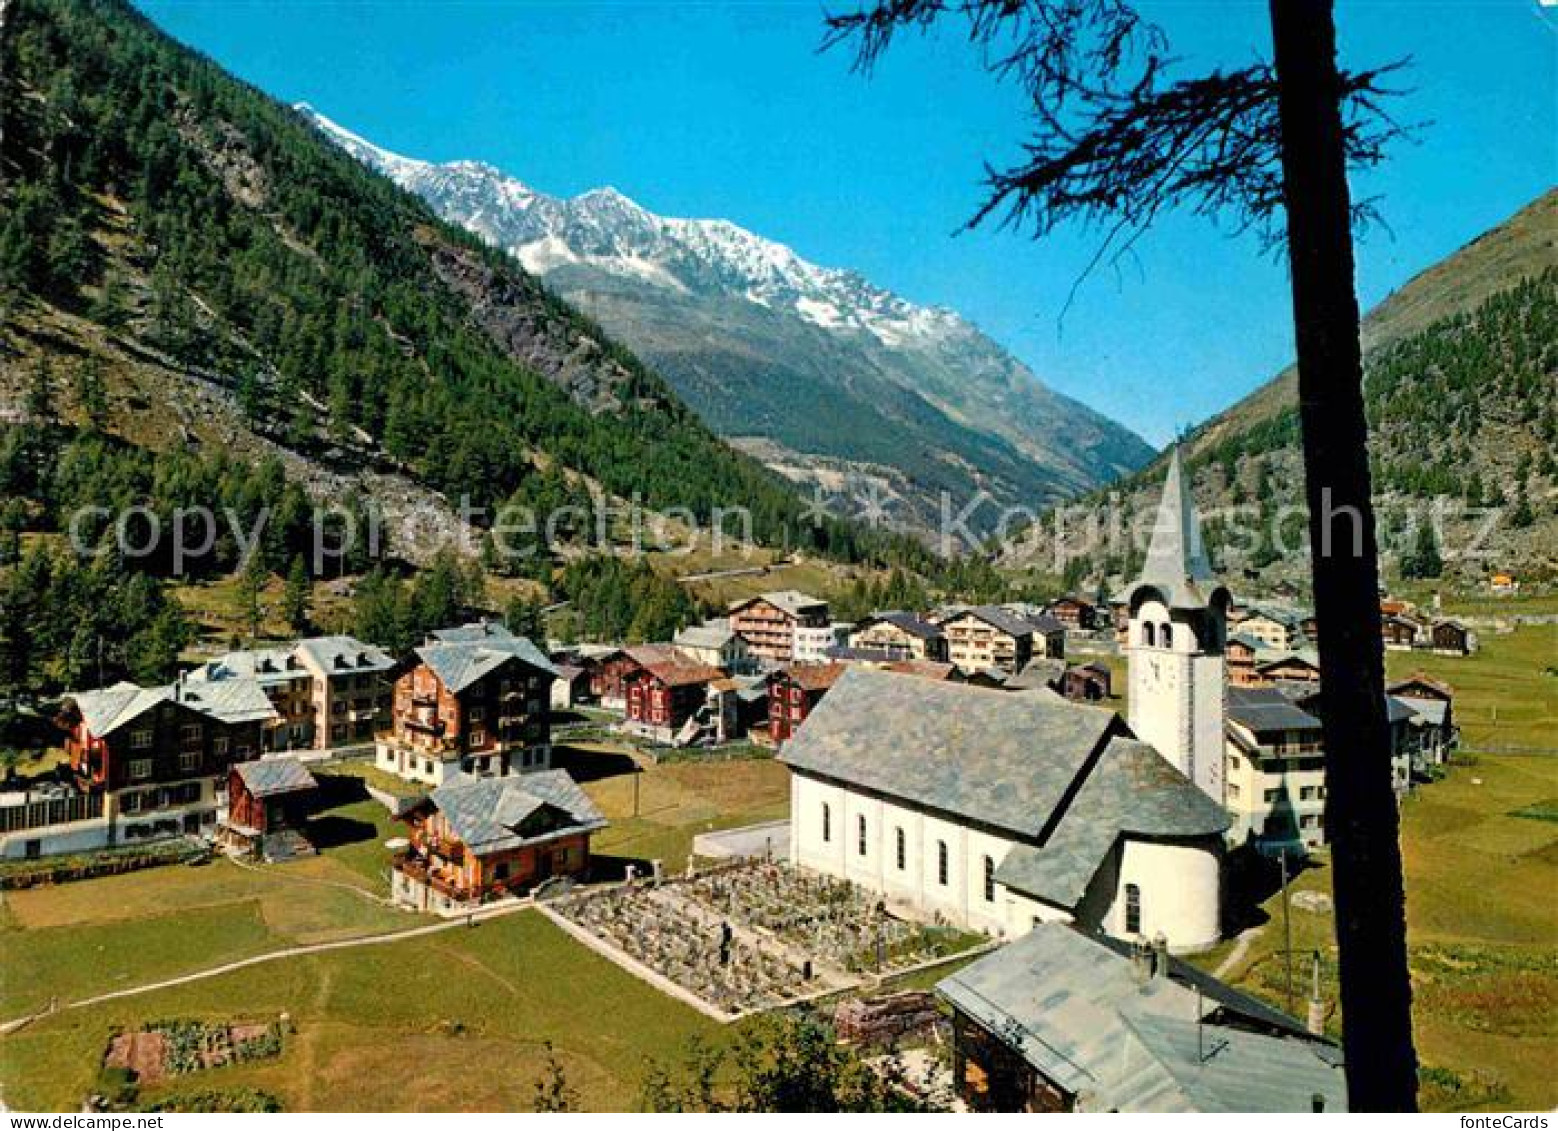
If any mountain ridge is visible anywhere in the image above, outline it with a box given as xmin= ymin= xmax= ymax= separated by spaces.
xmin=296 ymin=105 xmax=1155 ymax=534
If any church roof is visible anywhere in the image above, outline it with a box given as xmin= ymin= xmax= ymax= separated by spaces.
xmin=778 ymin=668 xmax=1121 ymax=841
xmin=1127 ymin=448 xmax=1221 ymax=611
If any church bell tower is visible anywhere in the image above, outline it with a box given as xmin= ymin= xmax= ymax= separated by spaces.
xmin=1125 ymin=448 xmax=1228 ymax=802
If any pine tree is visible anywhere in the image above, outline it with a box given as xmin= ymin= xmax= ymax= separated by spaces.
xmin=282 ymin=555 xmax=312 ymax=633
xmin=236 ymin=550 xmax=270 ymax=644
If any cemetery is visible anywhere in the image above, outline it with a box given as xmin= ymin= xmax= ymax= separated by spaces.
xmin=550 ymin=860 xmax=987 ymax=1016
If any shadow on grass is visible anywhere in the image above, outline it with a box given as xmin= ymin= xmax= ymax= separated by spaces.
xmin=552 ymin=744 xmax=639 ymax=783
xmin=305 ymin=814 xmax=380 ymax=851
xmin=588 ymin=853 xmax=656 ymax=882
xmin=1224 ymin=845 xmax=1324 ymax=933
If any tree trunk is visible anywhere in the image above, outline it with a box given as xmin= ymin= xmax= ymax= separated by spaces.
xmin=1267 ymin=0 xmax=1417 ymax=1111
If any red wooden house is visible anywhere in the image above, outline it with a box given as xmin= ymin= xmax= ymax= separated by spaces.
xmin=624 ymin=656 xmax=724 ymax=743
xmin=392 ymin=770 xmax=606 ymax=911
xmin=587 ymin=645 xmax=678 ymax=710
xmin=1044 ymin=596 xmax=1096 ymax=631
xmin=222 ymin=757 xmax=319 ymax=860
xmin=1059 ymin=662 xmax=1112 ymax=702
xmin=766 ymin=663 xmax=849 ymax=745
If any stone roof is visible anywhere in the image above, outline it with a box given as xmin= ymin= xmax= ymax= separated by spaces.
xmin=1127 ymin=447 xmax=1223 ymax=611
xmin=293 ymin=634 xmax=396 ymax=675
xmin=995 ymin=739 xmax=1229 ymax=910
xmin=1005 ymin=658 xmax=1067 ymax=691
xmin=173 ymin=678 xmax=279 ymax=725
xmin=1025 ymin=613 xmax=1068 ymax=635
xmin=943 ymin=604 xmax=1036 ymax=639
xmin=730 ymin=589 xmax=827 ymax=618
xmin=415 ymin=635 xmax=557 ymax=693
xmin=637 ymin=656 xmax=725 ymax=688
xmin=429 ymin=620 xmax=519 ymax=645
xmin=234 ymin=756 xmax=318 ymax=797
xmin=853 ymin=611 xmax=944 ymax=640
xmin=883 ymin=660 xmax=958 ymax=681
xmin=1226 ymin=686 xmax=1323 ymax=736
xmin=68 ymin=675 xmax=281 ymax=736
xmin=674 ymin=622 xmax=741 ymax=650
xmin=416 ymin=770 xmax=606 ymax=857
xmin=937 ymin=924 xmax=1346 ymax=1112
xmin=774 ymin=661 xmax=850 ymax=692
xmin=779 ymin=668 xmax=1121 ymax=840
xmin=189 ymin=646 xmax=302 ymax=686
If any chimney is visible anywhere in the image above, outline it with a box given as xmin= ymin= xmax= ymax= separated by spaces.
xmin=1306 ymin=950 xmax=1327 ymax=1036
xmin=1131 ymin=936 xmax=1152 ymax=985
xmin=1152 ymin=932 xmax=1170 ymax=979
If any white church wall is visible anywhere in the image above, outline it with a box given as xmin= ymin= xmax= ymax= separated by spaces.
xmin=1098 ymin=837 xmax=1222 ymax=952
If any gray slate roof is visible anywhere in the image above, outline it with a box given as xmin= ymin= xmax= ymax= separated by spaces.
xmin=173 ymin=678 xmax=279 ymax=725
xmin=1226 ymin=685 xmax=1323 ymax=736
xmin=189 ymin=647 xmax=301 ymax=686
xmin=996 ymin=739 xmax=1229 ymax=909
xmin=1005 ymin=658 xmax=1067 ymax=691
xmin=854 ymin=611 xmax=944 ymax=640
xmin=731 ymin=589 xmax=827 ymax=617
xmin=779 ymin=668 xmax=1120 ymax=840
xmin=422 ymin=770 xmax=607 ymax=856
xmin=1127 ymin=447 xmax=1223 ymax=611
xmin=674 ymin=622 xmax=741 ymax=650
xmin=937 ymin=924 xmax=1346 ymax=1112
xmin=234 ymin=756 xmax=318 ymax=797
xmin=945 ymin=604 xmax=1036 ymax=639
xmin=69 ymin=674 xmax=281 ymax=736
xmin=415 ymin=634 xmax=558 ymax=693
xmin=429 ymin=620 xmax=519 ymax=645
xmin=293 ymin=634 xmax=396 ymax=674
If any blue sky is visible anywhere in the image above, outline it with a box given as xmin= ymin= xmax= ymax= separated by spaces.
xmin=138 ymin=0 xmax=1555 ymax=447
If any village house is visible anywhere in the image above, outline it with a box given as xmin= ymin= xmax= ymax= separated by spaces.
xmin=375 ymin=633 xmax=556 ymax=787
xmin=1381 ymin=614 xmax=1422 ymax=651
xmin=937 ymin=606 xmax=1038 ymax=674
xmin=1232 ymin=607 xmax=1304 ymax=651
xmin=584 ymin=644 xmax=676 ymax=710
xmin=672 ymin=620 xmax=754 ymax=673
xmin=846 ymin=612 xmax=948 ymax=663
xmin=1003 ymin=657 xmax=1067 ymax=694
xmin=1387 ymin=675 xmax=1459 ymax=773
xmin=727 ymin=590 xmax=831 ymax=665
xmin=1026 ymin=614 xmax=1068 ymax=660
xmin=624 ymin=654 xmax=725 ymax=744
xmin=187 ymin=634 xmax=395 ymax=751
xmin=766 ymin=662 xmax=849 ymax=745
xmin=1256 ymin=652 xmax=1322 ymax=685
xmin=939 ymin=923 xmax=1344 ymax=1112
xmin=1226 ymin=634 xmax=1261 ymax=686
xmin=392 ymin=770 xmax=606 ymax=911
xmin=220 ymin=756 xmax=319 ymax=861
xmin=708 ymin=675 xmax=770 ymax=743
xmin=781 ymin=668 xmax=1228 ymax=949
xmin=549 ymin=663 xmax=591 ymax=710
xmin=1043 ymin=595 xmax=1097 ymax=631
xmin=1429 ymin=619 xmax=1473 ymax=656
xmin=1058 ymin=661 xmax=1113 ymax=702
xmin=50 ymin=677 xmax=278 ymax=854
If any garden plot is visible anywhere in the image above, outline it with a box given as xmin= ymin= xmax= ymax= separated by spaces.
xmin=103 ymin=1019 xmax=283 ymax=1084
xmin=551 ymin=861 xmax=986 ymax=1017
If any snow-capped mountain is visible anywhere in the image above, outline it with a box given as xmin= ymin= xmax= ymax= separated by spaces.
xmin=301 ymin=105 xmax=1154 ymax=531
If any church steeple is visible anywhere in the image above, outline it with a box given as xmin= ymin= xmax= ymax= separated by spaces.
xmin=1132 ymin=446 xmax=1215 ymax=610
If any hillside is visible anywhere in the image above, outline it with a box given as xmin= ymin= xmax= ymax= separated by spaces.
xmin=298 ymin=108 xmax=1154 ymax=532
xmin=0 ymin=0 xmax=899 ymax=567
xmin=1002 ymin=192 xmax=1558 ymax=591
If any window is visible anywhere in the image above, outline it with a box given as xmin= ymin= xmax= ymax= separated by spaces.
xmin=1264 ymin=788 xmax=1280 ymax=804
xmin=895 ymin=827 xmax=906 ymax=871
xmin=213 ymin=736 xmax=230 ymax=756
xmin=470 ymin=730 xmax=486 ymax=747
xmin=178 ymin=751 xmax=200 ymax=773
xmin=129 ymin=759 xmax=153 ymax=781
xmin=131 ymin=729 xmax=153 ymax=750
xmin=470 ymin=707 xmax=485 ymax=722
xmin=1142 ymin=623 xmax=1156 ymax=647
xmin=857 ymin=814 xmax=867 ymax=857
xmin=983 ymin=855 xmax=996 ymax=903
xmin=1301 ymin=814 xmax=1317 ymax=830
xmin=1125 ymin=883 xmax=1142 ymax=935
xmin=1161 ymin=624 xmax=1174 ymax=649
xmin=937 ymin=841 xmax=949 ymax=886
xmin=1300 ymin=785 xmax=1318 ymax=801
xmin=180 ymin=723 xmax=202 ymax=743
xmin=822 ymin=802 xmax=831 ymax=843
xmin=1227 ymin=782 xmax=1241 ymax=800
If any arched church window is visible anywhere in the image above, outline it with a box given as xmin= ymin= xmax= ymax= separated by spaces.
xmin=1143 ymin=623 xmax=1156 ymax=647
xmin=822 ymin=802 xmax=831 ymax=843
xmin=983 ymin=855 xmax=996 ymax=902
xmin=937 ymin=841 xmax=949 ymax=886
xmin=1125 ymin=883 xmax=1142 ymax=935
xmin=1161 ymin=624 xmax=1174 ymax=649
xmin=895 ymin=827 xmax=906 ymax=870
xmin=857 ymin=814 xmax=867 ymax=856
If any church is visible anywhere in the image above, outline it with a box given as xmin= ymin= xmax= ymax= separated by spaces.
xmin=780 ymin=450 xmax=1235 ymax=951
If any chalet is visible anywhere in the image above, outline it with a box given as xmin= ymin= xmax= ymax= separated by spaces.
xmin=586 ymin=645 xmax=677 ymax=709
xmin=708 ymin=676 xmax=769 ymax=743
xmin=1299 ymin=614 xmax=1319 ymax=643
xmin=1004 ymin=658 xmax=1066 ymax=694
xmin=781 ymin=669 xmax=1228 ymax=949
xmin=1234 ymin=608 xmax=1303 ymax=651
xmin=1380 ymin=614 xmax=1420 ymax=651
xmin=939 ymin=924 xmax=1344 ymax=1112
xmin=59 ymin=677 xmax=277 ymax=848
xmin=624 ymin=655 xmax=725 ymax=744
xmin=187 ymin=634 xmax=394 ymax=752
xmin=1387 ymin=675 xmax=1458 ymax=773
xmin=1043 ymin=595 xmax=1096 ymax=631
xmin=1255 ymin=653 xmax=1322 ymax=685
xmin=1226 ymin=633 xmax=1261 ymax=686
xmin=1429 ymin=619 xmax=1472 ymax=656
xmin=375 ymin=634 xmax=556 ymax=787
xmin=846 ymin=612 xmax=948 ymax=663
xmin=938 ymin=606 xmax=1037 ymax=674
xmin=392 ymin=771 xmax=606 ymax=911
xmin=549 ymin=664 xmax=591 ymax=710
xmin=1059 ymin=661 xmax=1112 ymax=702
xmin=221 ymin=757 xmax=319 ymax=861
xmin=766 ymin=662 xmax=849 ymax=745
xmin=1027 ymin=614 xmax=1067 ymax=660
xmin=1490 ymin=572 xmax=1518 ymax=594
xmin=672 ymin=621 xmax=753 ymax=672
xmin=728 ymin=590 xmax=831 ymax=665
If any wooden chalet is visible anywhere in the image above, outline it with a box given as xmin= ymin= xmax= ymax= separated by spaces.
xmin=1429 ymin=619 xmax=1471 ymax=656
xmin=375 ymin=632 xmax=556 ymax=787
xmin=938 ymin=606 xmax=1037 ymax=674
xmin=624 ymin=655 xmax=725 ymax=744
xmin=1043 ymin=595 xmax=1096 ymax=631
xmin=221 ymin=756 xmax=319 ymax=861
xmin=392 ymin=771 xmax=606 ymax=911
xmin=1256 ymin=654 xmax=1322 ymax=684
xmin=1058 ymin=662 xmax=1112 ymax=702
xmin=587 ymin=644 xmax=678 ymax=709
xmin=766 ymin=662 xmax=849 ymax=745
xmin=1226 ymin=634 xmax=1261 ymax=686
xmin=60 ymin=678 xmax=277 ymax=843
xmin=1027 ymin=613 xmax=1068 ymax=660
xmin=1380 ymin=614 xmax=1420 ymax=651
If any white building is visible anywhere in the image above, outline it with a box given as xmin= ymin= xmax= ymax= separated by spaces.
xmin=780 ymin=668 xmax=1228 ymax=951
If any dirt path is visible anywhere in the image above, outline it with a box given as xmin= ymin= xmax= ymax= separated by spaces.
xmin=1213 ymin=924 xmax=1266 ymax=979
xmin=0 ymin=901 xmax=530 ymax=1037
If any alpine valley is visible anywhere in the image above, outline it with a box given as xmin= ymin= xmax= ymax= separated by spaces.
xmin=297 ymin=107 xmax=1155 ymax=533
